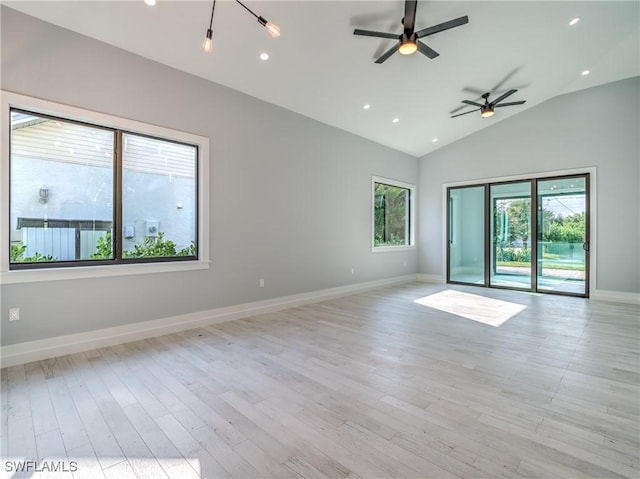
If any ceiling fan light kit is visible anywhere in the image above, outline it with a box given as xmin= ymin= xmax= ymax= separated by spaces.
xmin=452 ymin=90 xmax=526 ymax=119
xmin=353 ymin=0 xmax=468 ymax=64
xmin=480 ymin=107 xmax=495 ymax=118
xmin=399 ymin=34 xmax=418 ymax=55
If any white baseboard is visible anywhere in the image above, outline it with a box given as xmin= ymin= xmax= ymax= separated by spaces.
xmin=416 ymin=273 xmax=446 ymax=284
xmin=0 ymin=274 xmax=418 ymax=368
xmin=591 ymin=289 xmax=640 ymax=305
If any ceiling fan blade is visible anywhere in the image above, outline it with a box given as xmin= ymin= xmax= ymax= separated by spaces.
xmin=462 ymin=99 xmax=484 ymax=108
xmin=417 ymin=41 xmax=439 ymax=59
xmin=490 ymin=67 xmax=522 ymax=93
xmin=416 ymin=15 xmax=469 ymax=38
xmin=489 ymin=89 xmax=517 ymax=106
xmin=495 ymin=101 xmax=526 ymax=107
xmin=451 ymin=109 xmax=480 ymax=118
xmin=353 ymin=29 xmax=399 ymax=40
xmin=462 ymin=86 xmax=486 ymax=96
xmin=375 ymin=44 xmax=398 ymax=64
xmin=403 ymin=0 xmax=418 ymax=31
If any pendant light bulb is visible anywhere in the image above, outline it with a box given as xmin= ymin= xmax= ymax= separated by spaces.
xmin=265 ymin=21 xmax=281 ymax=38
xmin=202 ymin=29 xmax=213 ymax=53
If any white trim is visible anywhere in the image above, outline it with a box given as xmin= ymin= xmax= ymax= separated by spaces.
xmin=416 ymin=273 xmax=446 ymax=284
xmin=591 ymin=289 xmax=640 ymax=305
xmin=0 ymin=260 xmax=211 ymax=284
xmin=371 ymin=175 xmax=416 ymax=252
xmin=0 ymin=90 xmax=211 ymax=283
xmin=371 ymin=245 xmax=416 ymax=253
xmin=0 ymin=274 xmax=418 ymax=367
xmin=441 ymin=166 xmax=597 ymax=295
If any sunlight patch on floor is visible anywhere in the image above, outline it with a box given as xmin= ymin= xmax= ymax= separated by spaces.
xmin=414 ymin=289 xmax=527 ymax=327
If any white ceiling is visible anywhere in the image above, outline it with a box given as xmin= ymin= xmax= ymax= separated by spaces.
xmin=5 ymin=1 xmax=639 ymax=157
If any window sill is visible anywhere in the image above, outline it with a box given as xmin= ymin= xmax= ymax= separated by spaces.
xmin=0 ymin=260 xmax=210 ymax=284
xmin=371 ymin=245 xmax=416 ymax=253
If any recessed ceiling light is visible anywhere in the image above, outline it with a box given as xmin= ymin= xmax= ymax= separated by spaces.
xmin=144 ymin=0 xmax=156 ymax=6
xmin=569 ymin=17 xmax=580 ymax=26
xmin=432 ymin=138 xmax=438 ymax=143
xmin=581 ymin=70 xmax=590 ymax=76
xmin=363 ymin=104 xmax=371 ymax=110
xmin=260 ymin=52 xmax=269 ymax=61
xmin=392 ymin=118 xmax=399 ymax=123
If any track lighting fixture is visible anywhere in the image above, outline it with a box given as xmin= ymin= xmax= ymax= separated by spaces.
xmin=235 ymin=0 xmax=281 ymax=38
xmin=202 ymin=0 xmax=216 ymax=53
xmin=202 ymin=29 xmax=213 ymax=53
xmin=202 ymin=0 xmax=280 ymax=54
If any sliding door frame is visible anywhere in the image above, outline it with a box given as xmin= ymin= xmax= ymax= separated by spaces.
xmin=443 ymin=168 xmax=593 ymax=298
xmin=534 ymin=173 xmax=591 ymax=298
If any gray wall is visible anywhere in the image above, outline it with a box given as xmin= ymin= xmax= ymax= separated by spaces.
xmin=418 ymin=76 xmax=640 ymax=294
xmin=0 ymin=7 xmax=418 ymax=346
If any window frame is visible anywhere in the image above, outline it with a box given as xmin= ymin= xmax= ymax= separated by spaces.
xmin=371 ymin=175 xmax=416 ymax=253
xmin=1 ymin=91 xmax=210 ymax=284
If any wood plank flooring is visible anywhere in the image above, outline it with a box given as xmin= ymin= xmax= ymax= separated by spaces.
xmin=1 ymin=282 xmax=639 ymax=478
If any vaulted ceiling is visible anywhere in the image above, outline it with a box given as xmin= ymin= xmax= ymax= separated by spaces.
xmin=6 ymin=1 xmax=639 ymax=157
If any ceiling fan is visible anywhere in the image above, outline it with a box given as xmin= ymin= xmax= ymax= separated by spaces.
xmin=451 ymin=90 xmax=526 ymax=118
xmin=353 ymin=0 xmax=469 ymax=64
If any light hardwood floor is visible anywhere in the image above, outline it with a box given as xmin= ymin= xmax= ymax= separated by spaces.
xmin=2 ymin=282 xmax=639 ymax=478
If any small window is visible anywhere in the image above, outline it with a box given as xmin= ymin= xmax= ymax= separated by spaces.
xmin=372 ymin=176 xmax=415 ymax=250
xmin=9 ymin=108 xmax=198 ymax=269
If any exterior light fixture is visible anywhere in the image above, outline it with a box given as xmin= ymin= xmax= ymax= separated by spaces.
xmin=39 ymin=186 xmax=49 ymax=204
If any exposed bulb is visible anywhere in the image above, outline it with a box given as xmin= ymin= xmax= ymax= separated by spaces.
xmin=202 ymin=29 xmax=213 ymax=53
xmin=265 ymin=22 xmax=280 ymax=38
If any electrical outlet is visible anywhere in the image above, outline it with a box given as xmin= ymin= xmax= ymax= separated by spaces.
xmin=9 ymin=308 xmax=20 ymax=321
xmin=259 ymin=278 xmax=265 ymax=288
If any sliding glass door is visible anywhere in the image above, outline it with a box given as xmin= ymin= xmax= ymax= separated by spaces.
xmin=447 ymin=186 xmax=485 ymax=285
xmin=447 ymin=174 xmax=589 ymax=297
xmin=490 ymin=182 xmax=532 ymax=290
xmin=537 ymin=176 xmax=588 ymax=295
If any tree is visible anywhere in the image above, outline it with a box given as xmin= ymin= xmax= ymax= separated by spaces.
xmin=374 ymin=184 xmax=408 ymax=246
xmin=545 ymin=212 xmax=585 ymax=243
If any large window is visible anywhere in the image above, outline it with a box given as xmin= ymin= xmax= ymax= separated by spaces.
xmin=4 ymin=94 xmax=208 ymax=276
xmin=446 ymin=173 xmax=589 ymax=297
xmin=372 ymin=176 xmax=415 ymax=250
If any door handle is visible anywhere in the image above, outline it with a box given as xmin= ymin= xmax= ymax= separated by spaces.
xmin=583 ymin=241 xmax=589 ymax=252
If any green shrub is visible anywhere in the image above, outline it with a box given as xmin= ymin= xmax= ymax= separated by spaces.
xmin=91 ymin=231 xmax=194 ymax=259
xmin=10 ymin=242 xmax=56 ymax=262
xmin=496 ymin=246 xmax=530 ymax=263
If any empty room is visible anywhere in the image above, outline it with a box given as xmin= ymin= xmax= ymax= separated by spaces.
xmin=1 ymin=1 xmax=638 ymax=478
